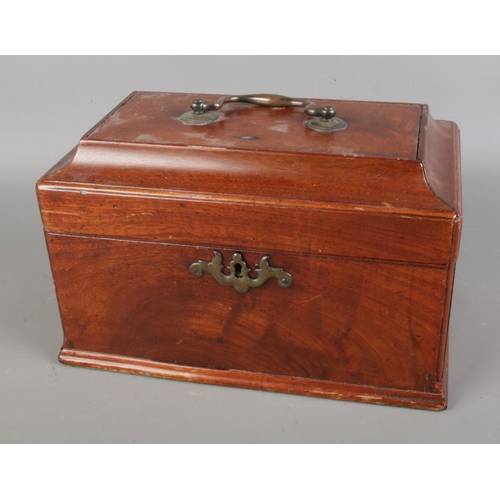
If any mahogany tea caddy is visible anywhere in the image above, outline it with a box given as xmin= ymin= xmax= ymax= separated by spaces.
xmin=37 ymin=92 xmax=462 ymax=410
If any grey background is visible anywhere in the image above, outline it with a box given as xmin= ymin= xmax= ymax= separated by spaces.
xmin=1 ymin=56 xmax=499 ymax=443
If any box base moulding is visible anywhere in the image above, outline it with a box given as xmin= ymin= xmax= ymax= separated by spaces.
xmin=59 ymin=348 xmax=448 ymax=411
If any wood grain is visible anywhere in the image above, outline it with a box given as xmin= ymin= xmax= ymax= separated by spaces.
xmin=38 ymin=186 xmax=455 ymax=265
xmin=48 ymin=234 xmax=447 ymax=393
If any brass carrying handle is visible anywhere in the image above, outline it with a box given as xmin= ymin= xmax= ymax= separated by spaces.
xmin=179 ymin=93 xmax=347 ymax=132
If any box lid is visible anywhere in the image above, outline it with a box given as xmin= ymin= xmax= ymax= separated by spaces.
xmin=37 ymin=92 xmax=462 ymax=265
xmin=87 ymin=91 xmax=422 ymax=159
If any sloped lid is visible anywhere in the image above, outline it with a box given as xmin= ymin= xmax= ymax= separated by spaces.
xmin=86 ymin=92 xmax=421 ymax=159
xmin=40 ymin=92 xmax=458 ymax=216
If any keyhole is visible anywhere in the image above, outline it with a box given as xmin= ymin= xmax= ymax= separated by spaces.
xmin=234 ymin=263 xmax=243 ymax=278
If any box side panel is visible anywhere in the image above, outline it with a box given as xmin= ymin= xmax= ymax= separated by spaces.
xmin=417 ymin=108 xmax=461 ymax=390
xmin=436 ymin=263 xmax=457 ymax=382
xmin=418 ymin=108 xmax=462 ymax=216
xmin=38 ymin=189 xmax=454 ymax=265
xmin=47 ymin=234 xmax=448 ymax=394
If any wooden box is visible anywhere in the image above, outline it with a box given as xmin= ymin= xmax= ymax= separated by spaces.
xmin=37 ymin=92 xmax=462 ymax=410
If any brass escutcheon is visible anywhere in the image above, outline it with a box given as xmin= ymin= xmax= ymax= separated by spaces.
xmin=189 ymin=251 xmax=293 ymax=294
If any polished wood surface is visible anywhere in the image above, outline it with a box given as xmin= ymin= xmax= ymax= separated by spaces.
xmin=85 ymin=92 xmax=422 ymax=159
xmin=418 ymin=105 xmax=462 ymax=212
xmin=39 ymin=142 xmax=456 ymax=213
xmin=48 ymin=235 xmax=447 ymax=392
xmin=36 ymin=92 xmax=462 ymax=409
xmin=38 ymin=187 xmax=454 ymax=264
xmin=59 ymin=350 xmax=447 ymax=410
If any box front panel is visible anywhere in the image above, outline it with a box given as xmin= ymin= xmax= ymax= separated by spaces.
xmin=47 ymin=234 xmax=447 ymax=393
